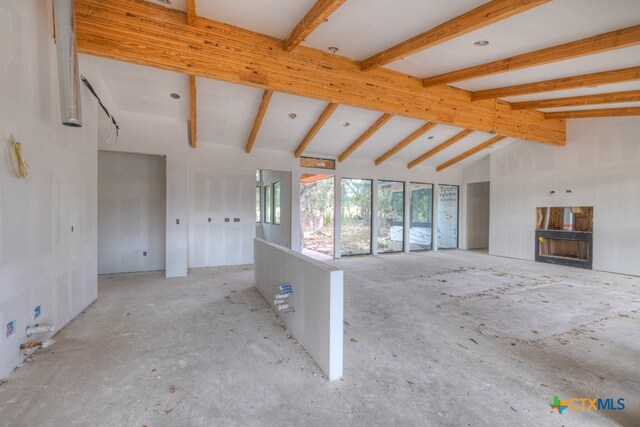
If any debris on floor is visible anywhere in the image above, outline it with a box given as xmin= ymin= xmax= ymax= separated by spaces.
xmin=20 ymin=340 xmax=42 ymax=354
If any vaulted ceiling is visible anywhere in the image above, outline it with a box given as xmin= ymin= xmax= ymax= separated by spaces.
xmin=79 ymin=0 xmax=640 ymax=171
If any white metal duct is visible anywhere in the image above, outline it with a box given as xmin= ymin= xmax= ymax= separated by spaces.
xmin=53 ymin=0 xmax=82 ymax=127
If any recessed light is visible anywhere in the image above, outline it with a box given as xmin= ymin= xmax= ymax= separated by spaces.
xmin=343 ymin=122 xmax=351 ymax=127
xmin=170 ymin=93 xmax=180 ymax=99
xmin=488 ymin=146 xmax=494 ymax=149
xmin=327 ymin=46 xmax=339 ymax=54
xmin=323 ymin=18 xmax=329 ymax=23
xmin=474 ymin=40 xmax=490 ymax=47
xmin=157 ymin=0 xmax=171 ymax=4
xmin=288 ymin=113 xmax=297 ymax=120
xmin=427 ymin=136 xmax=434 ymax=139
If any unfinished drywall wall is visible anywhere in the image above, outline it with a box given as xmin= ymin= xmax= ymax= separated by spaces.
xmin=96 ymin=111 xmax=189 ymax=278
xmin=490 ymin=117 xmax=640 ymax=276
xmin=98 ymin=151 xmax=166 ymax=274
xmin=259 ymin=170 xmax=292 ymax=249
xmin=254 ymin=238 xmax=343 ymax=380
xmin=80 ymin=55 xmax=465 ymax=270
xmin=0 ymin=0 xmax=99 ymax=378
xmin=466 ymin=181 xmax=490 ymax=250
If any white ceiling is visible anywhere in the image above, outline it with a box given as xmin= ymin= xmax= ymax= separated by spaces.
xmin=89 ymin=0 xmax=640 ymax=170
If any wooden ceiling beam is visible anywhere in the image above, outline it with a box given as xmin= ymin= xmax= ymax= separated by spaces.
xmin=74 ymin=0 xmax=565 ymax=145
xmin=436 ymin=135 xmax=506 ymax=171
xmin=425 ymin=25 xmax=640 ymax=87
xmin=511 ymin=90 xmax=640 ymax=110
xmin=544 ymin=107 xmax=640 ymax=120
xmin=472 ymin=66 xmax=640 ymax=101
xmin=338 ymin=113 xmax=393 ymax=162
xmin=294 ymin=103 xmax=339 ymax=158
xmin=408 ymin=129 xmax=474 ymax=169
xmin=361 ymin=0 xmax=549 ymax=72
xmin=186 ymin=0 xmax=197 ymax=147
xmin=245 ymin=90 xmax=274 ymax=153
xmin=374 ymin=122 xmax=437 ymax=165
xmin=284 ymin=0 xmax=346 ymax=52
xmin=185 ymin=0 xmax=196 ymax=26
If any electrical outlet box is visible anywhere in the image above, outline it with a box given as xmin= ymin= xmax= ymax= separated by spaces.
xmin=143 ymin=251 xmax=147 ymax=256
xmin=71 ymin=226 xmax=74 ymax=232
xmin=234 ymin=218 xmax=240 ymax=222
xmin=176 ymin=219 xmax=180 ymax=225
xmin=225 ymin=218 xmax=230 ymax=223
xmin=208 ymin=218 xmax=211 ymax=223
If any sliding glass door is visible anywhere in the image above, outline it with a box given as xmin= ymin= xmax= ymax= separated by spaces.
xmin=341 ymin=178 xmax=372 ymax=256
xmin=377 ymin=180 xmax=404 ymax=253
xmin=409 ymin=183 xmax=433 ymax=251
xmin=438 ymin=184 xmax=459 ymax=249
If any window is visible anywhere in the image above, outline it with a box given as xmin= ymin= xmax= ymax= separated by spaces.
xmin=264 ymin=185 xmax=272 ymax=223
xmin=409 ymin=183 xmax=433 ymax=250
xmin=438 ymin=184 xmax=459 ymax=249
xmin=341 ymin=178 xmax=372 ymax=256
xmin=256 ymin=186 xmax=261 ymax=223
xmin=273 ymin=182 xmax=281 ymax=225
xmin=377 ymin=180 xmax=404 ymax=253
xmin=256 ymin=169 xmax=261 ymax=182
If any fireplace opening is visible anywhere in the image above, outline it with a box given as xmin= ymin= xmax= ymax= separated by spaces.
xmin=535 ymin=206 xmax=593 ymax=269
xmin=538 ymin=237 xmax=590 ymax=261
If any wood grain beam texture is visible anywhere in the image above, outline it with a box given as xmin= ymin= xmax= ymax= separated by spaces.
xmin=425 ymin=25 xmax=640 ymax=87
xmin=74 ymin=0 xmax=565 ymax=146
xmin=544 ymin=107 xmax=640 ymax=120
xmin=245 ymin=90 xmax=273 ymax=153
xmin=361 ymin=0 xmax=549 ymax=71
xmin=294 ymin=103 xmax=339 ymax=158
xmin=284 ymin=0 xmax=346 ymax=52
xmin=511 ymin=90 xmax=640 ymax=110
xmin=436 ymin=135 xmax=505 ymax=171
xmin=338 ymin=113 xmax=393 ymax=162
xmin=374 ymin=122 xmax=437 ymax=166
xmin=472 ymin=66 xmax=640 ymax=101
xmin=186 ymin=0 xmax=197 ymax=147
xmin=408 ymin=129 xmax=474 ymax=169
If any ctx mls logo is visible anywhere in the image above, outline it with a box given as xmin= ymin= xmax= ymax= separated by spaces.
xmin=550 ymin=396 xmax=625 ymax=414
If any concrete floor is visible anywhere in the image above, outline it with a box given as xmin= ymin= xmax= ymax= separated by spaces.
xmin=1 ymin=251 xmax=639 ymax=426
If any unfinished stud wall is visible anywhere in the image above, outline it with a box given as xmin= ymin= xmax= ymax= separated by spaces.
xmin=98 ymin=151 xmax=166 ymax=274
xmin=0 ymin=0 xmax=99 ymax=378
xmin=490 ymin=117 xmax=640 ymax=276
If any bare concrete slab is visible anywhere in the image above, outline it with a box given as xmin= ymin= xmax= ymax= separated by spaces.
xmin=0 ymin=251 xmax=638 ymax=426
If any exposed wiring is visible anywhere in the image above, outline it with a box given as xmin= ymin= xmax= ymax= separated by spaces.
xmin=80 ymin=75 xmax=120 ymax=145
xmin=10 ymin=134 xmax=29 ymax=178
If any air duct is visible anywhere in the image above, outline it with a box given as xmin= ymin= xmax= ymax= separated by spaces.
xmin=53 ymin=0 xmax=82 ymax=127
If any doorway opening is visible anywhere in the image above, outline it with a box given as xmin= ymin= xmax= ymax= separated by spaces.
xmin=98 ymin=151 xmax=166 ymax=274
xmin=466 ymin=181 xmax=490 ymax=250
xmin=299 ymin=174 xmax=335 ymax=260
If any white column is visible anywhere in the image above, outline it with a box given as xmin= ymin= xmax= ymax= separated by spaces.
xmin=334 ymin=175 xmax=342 ymax=259
xmin=433 ymin=184 xmax=439 ymax=252
xmin=404 ymin=181 xmax=411 ymax=254
xmin=371 ymin=179 xmax=379 ymax=256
